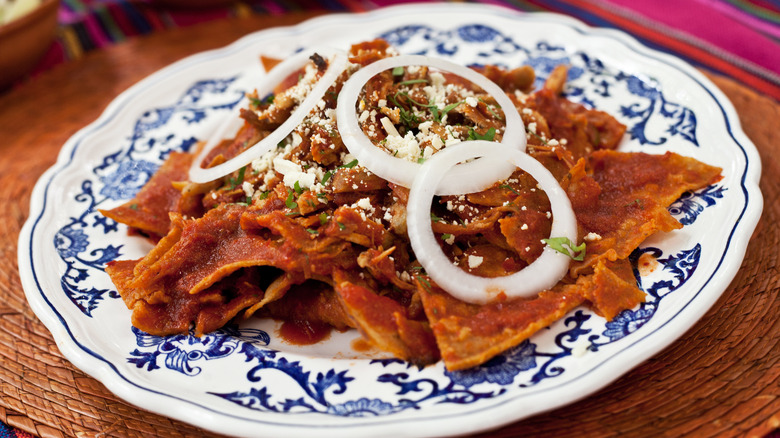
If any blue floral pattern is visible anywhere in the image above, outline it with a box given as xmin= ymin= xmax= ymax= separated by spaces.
xmin=668 ymin=185 xmax=726 ymax=225
xmin=379 ymin=24 xmax=699 ymax=147
xmin=50 ymin=20 xmax=727 ymax=419
xmin=129 ymin=325 xmax=270 ymax=376
xmin=54 ymin=78 xmax=244 ymax=316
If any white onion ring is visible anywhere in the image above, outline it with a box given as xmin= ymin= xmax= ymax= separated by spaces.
xmin=336 ymin=55 xmax=526 ymax=195
xmin=406 ymin=141 xmax=577 ymax=304
xmin=189 ymin=48 xmax=348 ymax=183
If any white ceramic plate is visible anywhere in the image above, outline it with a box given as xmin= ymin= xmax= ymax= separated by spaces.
xmin=18 ymin=4 xmax=762 ymax=437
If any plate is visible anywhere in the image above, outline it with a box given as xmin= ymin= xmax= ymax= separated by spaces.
xmin=18 ymin=4 xmax=763 ymax=437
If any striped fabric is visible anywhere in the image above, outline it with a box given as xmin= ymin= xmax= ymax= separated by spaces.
xmin=27 ymin=0 xmax=780 ymax=100
xmin=19 ymin=0 xmax=780 ymax=98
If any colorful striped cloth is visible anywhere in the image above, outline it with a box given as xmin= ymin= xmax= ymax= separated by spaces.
xmin=25 ymin=0 xmax=780 ymax=100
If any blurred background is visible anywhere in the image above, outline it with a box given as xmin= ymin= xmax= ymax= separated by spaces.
xmin=1 ymin=0 xmax=779 ymax=99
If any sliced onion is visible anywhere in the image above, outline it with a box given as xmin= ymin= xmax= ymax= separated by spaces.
xmin=406 ymin=141 xmax=577 ymax=304
xmin=189 ymin=48 xmax=348 ymax=183
xmin=336 ymin=54 xmax=527 ymax=195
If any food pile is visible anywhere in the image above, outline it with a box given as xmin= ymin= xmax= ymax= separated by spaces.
xmin=101 ymin=40 xmax=721 ymax=370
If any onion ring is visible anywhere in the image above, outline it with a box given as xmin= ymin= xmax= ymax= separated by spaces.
xmin=189 ymin=48 xmax=348 ymax=183
xmin=406 ymin=141 xmax=577 ymax=304
xmin=336 ymin=55 xmax=526 ymax=195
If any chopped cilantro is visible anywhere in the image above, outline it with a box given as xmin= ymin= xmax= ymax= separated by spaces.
xmin=285 ymin=189 xmax=298 ymax=209
xmin=397 ymin=79 xmax=429 ymax=86
xmin=478 ymin=98 xmax=504 ymax=120
xmin=293 ymin=180 xmax=303 ymax=195
xmin=499 ymin=184 xmax=521 ymax=196
xmin=430 ymin=213 xmax=441 ymax=222
xmin=341 ymin=159 xmax=359 ymax=169
xmin=318 ymin=212 xmax=328 ymax=224
xmin=416 ymin=275 xmax=432 ymax=292
xmin=228 ymin=166 xmax=247 ymax=190
xmin=392 ymin=66 xmax=405 ymax=76
xmin=467 ymin=127 xmax=496 ymax=141
xmin=542 ymin=237 xmax=586 ymax=261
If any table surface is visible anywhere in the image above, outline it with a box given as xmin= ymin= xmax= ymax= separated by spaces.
xmin=0 ymin=11 xmax=778 ymax=438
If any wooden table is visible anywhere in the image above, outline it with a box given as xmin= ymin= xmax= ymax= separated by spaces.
xmin=0 ymin=11 xmax=777 ymax=438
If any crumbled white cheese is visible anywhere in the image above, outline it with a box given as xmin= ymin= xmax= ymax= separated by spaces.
xmin=356 ymin=197 xmax=372 ymax=211
xmin=465 ymin=96 xmax=479 ymax=107
xmin=273 ymin=157 xmax=316 ymax=188
xmin=242 ymin=181 xmax=255 ymax=199
xmin=584 ymin=232 xmax=602 ymax=242
xmin=423 ymin=72 xmax=447 ymax=109
xmin=467 ymin=255 xmax=484 ymax=269
xmin=385 ymin=132 xmax=421 ymax=161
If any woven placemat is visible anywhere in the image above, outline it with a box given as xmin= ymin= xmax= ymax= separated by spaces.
xmin=0 ymin=14 xmax=777 ymax=437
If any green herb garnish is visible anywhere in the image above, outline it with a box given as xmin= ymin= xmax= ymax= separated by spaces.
xmin=392 ymin=66 xmax=405 ymax=76
xmin=285 ymin=189 xmax=298 ymax=209
xmin=397 ymin=79 xmax=429 ymax=86
xmin=416 ymin=275 xmax=432 ymax=292
xmin=478 ymin=98 xmax=504 ymax=120
xmin=499 ymin=184 xmax=521 ymax=196
xmin=341 ymin=159 xmax=359 ymax=169
xmin=228 ymin=166 xmax=247 ymax=190
xmin=542 ymin=237 xmax=586 ymax=261
xmin=468 ymin=127 xmax=496 ymax=141
xmin=322 ymin=170 xmax=333 ymax=184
